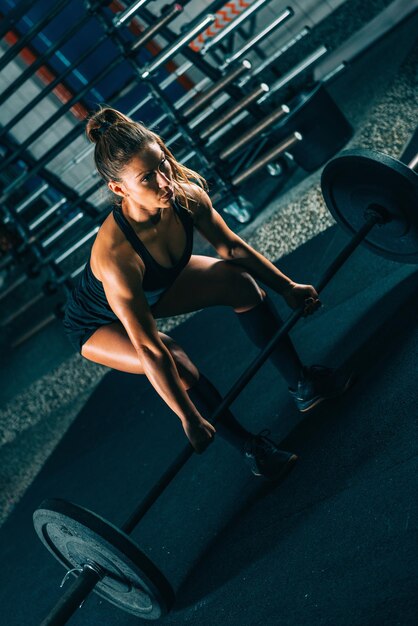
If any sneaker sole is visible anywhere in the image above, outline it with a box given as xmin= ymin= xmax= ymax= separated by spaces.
xmin=297 ymin=373 xmax=355 ymax=413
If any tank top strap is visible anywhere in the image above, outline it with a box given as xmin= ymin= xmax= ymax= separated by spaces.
xmin=173 ymin=196 xmax=194 ymax=234
xmin=112 ymin=204 xmax=148 ymax=259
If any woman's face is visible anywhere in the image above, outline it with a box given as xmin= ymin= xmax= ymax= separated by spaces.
xmin=109 ymin=142 xmax=174 ymax=209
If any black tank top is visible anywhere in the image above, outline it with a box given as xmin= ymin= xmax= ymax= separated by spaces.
xmin=112 ymin=197 xmax=194 ymax=291
xmin=62 ymin=197 xmax=194 ymax=349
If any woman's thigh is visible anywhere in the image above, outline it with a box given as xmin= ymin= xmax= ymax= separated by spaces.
xmin=81 ymin=321 xmax=199 ymax=385
xmin=151 ymin=255 xmax=265 ymax=318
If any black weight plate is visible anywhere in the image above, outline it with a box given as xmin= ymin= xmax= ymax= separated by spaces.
xmin=33 ymin=499 xmax=175 ymax=620
xmin=321 ymin=148 xmax=418 ymax=263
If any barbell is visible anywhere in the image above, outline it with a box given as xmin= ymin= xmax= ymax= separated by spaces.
xmin=34 ymin=147 xmax=418 ymax=624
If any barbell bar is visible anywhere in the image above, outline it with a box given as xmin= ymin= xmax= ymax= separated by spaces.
xmin=113 ymin=0 xmax=153 ymax=28
xmin=200 ymin=0 xmax=271 ymax=56
xmin=237 ymin=26 xmax=311 ymax=84
xmin=181 ymin=60 xmax=252 ymax=119
xmin=219 ymin=102 xmax=290 ymax=159
xmin=231 ymin=132 xmax=303 ymax=186
xmin=140 ymin=13 xmax=216 ymax=79
xmin=219 ymin=83 xmax=353 ymax=177
xmin=257 ymin=45 xmax=329 ymax=105
xmin=199 ymin=83 xmax=270 ymax=140
xmin=129 ymin=2 xmax=184 ymax=52
xmin=202 ymin=46 xmax=329 ymax=151
xmin=221 ymin=6 xmax=294 ymax=68
xmin=34 ymin=147 xmax=418 ymax=623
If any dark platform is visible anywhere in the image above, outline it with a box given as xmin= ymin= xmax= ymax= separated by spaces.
xmin=0 ymin=225 xmax=417 ymax=625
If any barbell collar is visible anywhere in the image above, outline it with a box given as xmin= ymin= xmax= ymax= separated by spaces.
xmin=40 ymin=565 xmax=102 ymax=626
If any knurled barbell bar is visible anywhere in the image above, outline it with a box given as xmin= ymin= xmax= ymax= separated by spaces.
xmin=34 ymin=147 xmax=418 ymax=624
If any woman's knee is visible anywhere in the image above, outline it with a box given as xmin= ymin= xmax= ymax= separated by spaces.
xmin=223 ymin=263 xmax=265 ymax=311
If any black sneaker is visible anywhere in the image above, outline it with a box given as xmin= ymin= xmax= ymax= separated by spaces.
xmin=289 ymin=365 xmax=354 ymax=413
xmin=243 ymin=429 xmax=298 ymax=481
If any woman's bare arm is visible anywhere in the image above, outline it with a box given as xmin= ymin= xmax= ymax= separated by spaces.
xmin=190 ymin=185 xmax=320 ymax=311
xmin=100 ymin=248 xmax=215 ymax=450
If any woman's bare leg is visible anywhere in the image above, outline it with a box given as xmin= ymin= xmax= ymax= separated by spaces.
xmin=151 ymin=255 xmax=302 ymax=387
xmin=151 ymin=255 xmax=266 ymax=317
xmin=81 ymin=321 xmax=199 ymax=387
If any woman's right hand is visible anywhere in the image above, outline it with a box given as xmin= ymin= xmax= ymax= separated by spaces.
xmin=182 ymin=416 xmax=216 ymax=454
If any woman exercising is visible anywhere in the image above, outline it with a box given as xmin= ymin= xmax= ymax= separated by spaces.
xmin=63 ymin=107 xmax=350 ymax=481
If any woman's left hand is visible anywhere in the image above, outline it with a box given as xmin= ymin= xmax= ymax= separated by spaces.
xmin=282 ymin=281 xmax=321 ymax=316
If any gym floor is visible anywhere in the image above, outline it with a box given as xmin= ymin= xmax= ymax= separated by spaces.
xmin=0 ymin=8 xmax=417 ymax=626
xmin=0 ymin=225 xmax=417 ymax=625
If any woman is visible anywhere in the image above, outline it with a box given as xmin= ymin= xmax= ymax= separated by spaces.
xmin=63 ymin=107 xmax=351 ymax=481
